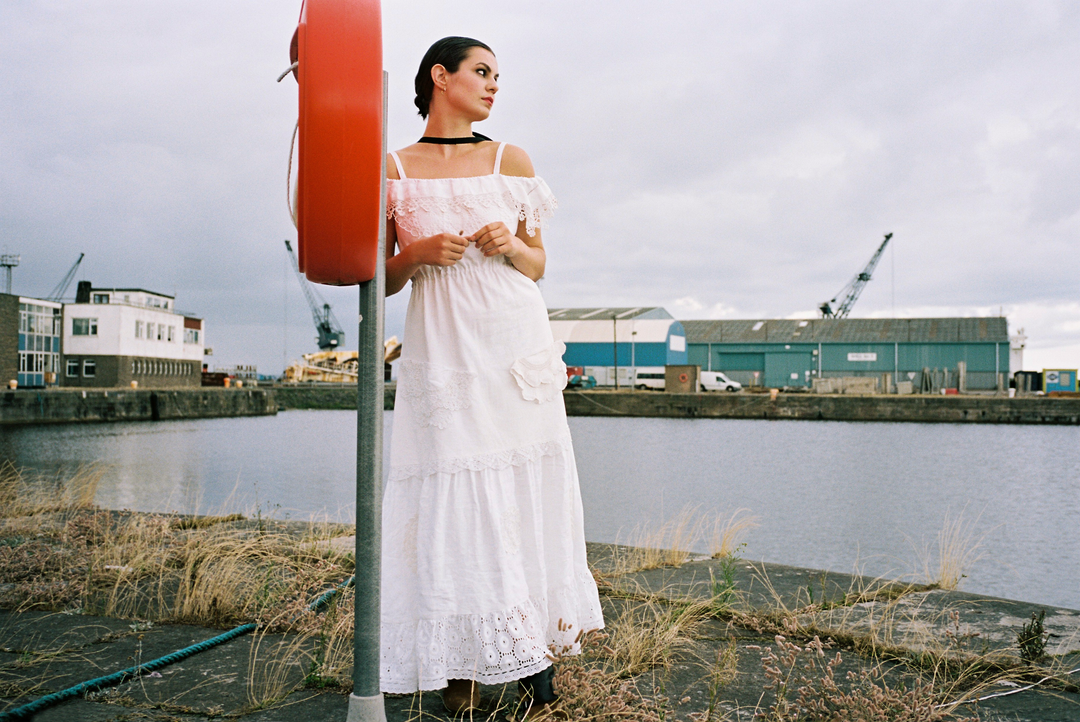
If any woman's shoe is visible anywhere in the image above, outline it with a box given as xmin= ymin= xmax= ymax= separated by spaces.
xmin=442 ymin=678 xmax=481 ymax=714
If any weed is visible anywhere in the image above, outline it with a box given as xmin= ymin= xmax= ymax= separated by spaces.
xmin=1017 ymin=610 xmax=1047 ymax=663
xmin=752 ymin=634 xmax=980 ymax=721
xmin=708 ymin=550 xmax=742 ymax=611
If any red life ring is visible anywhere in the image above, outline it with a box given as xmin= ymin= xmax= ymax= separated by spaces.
xmin=291 ymin=0 xmax=383 ymax=285
xmin=678 ymin=372 xmax=689 ymax=383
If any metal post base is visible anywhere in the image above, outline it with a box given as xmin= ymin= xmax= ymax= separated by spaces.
xmin=346 ymin=692 xmax=386 ymax=722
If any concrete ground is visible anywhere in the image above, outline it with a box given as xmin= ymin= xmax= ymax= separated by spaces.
xmin=1 ymin=543 xmax=1077 ymax=721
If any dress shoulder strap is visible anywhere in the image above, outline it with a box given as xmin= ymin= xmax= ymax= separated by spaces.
xmin=389 ymin=151 xmax=407 ymax=179
xmin=493 ymin=142 xmax=507 ymax=175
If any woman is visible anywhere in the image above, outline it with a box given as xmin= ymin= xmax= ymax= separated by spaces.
xmin=381 ymin=36 xmax=604 ymax=716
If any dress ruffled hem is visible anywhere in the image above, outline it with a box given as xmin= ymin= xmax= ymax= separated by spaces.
xmin=380 ymin=573 xmax=605 ymax=693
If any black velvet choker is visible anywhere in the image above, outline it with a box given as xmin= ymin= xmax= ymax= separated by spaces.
xmin=417 ymin=132 xmax=492 ymax=144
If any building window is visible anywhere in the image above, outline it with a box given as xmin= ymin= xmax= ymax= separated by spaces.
xmin=147 ymin=322 xmax=155 ymax=340
xmin=184 ymin=328 xmax=200 ymax=344
xmin=157 ymin=325 xmax=164 ymax=341
xmin=92 ymin=293 xmax=110 ymax=304
xmin=167 ymin=326 xmax=175 ymax=342
xmin=83 ymin=359 xmax=96 ymax=377
xmin=135 ymin=320 xmax=144 ymax=338
xmin=67 ymin=359 xmax=79 ymax=377
xmin=72 ymin=318 xmax=98 ymax=336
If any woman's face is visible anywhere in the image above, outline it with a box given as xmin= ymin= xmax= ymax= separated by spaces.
xmin=438 ymin=47 xmax=499 ymax=121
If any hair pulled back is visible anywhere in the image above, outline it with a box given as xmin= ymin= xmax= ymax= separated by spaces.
xmin=414 ymin=36 xmax=494 ymax=119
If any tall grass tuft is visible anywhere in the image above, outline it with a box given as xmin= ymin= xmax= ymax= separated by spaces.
xmin=611 ymin=505 xmax=708 ymax=574
xmin=920 ymin=508 xmax=988 ymax=591
xmin=0 ymin=461 xmax=103 ymax=518
xmin=708 ymin=508 xmax=759 ymax=559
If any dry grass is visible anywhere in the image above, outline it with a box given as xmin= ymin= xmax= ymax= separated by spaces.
xmin=0 ymin=461 xmax=102 ymax=519
xmin=0 ymin=464 xmax=355 ymax=630
xmin=611 ymin=505 xmax=760 ymax=576
xmin=611 ymin=505 xmax=707 ymax=574
xmin=599 ymin=598 xmax=713 ymax=678
xmin=751 ymin=634 xmax=981 ymax=721
xmin=708 ymin=508 xmax=759 ymax=559
xmin=907 ymin=507 xmax=989 ymax=591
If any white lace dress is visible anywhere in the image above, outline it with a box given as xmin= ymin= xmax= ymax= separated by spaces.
xmin=380 ymin=143 xmax=604 ymax=694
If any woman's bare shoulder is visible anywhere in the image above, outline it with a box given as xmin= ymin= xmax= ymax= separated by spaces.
xmin=499 ymin=144 xmax=536 ymax=178
xmin=386 ymin=144 xmax=422 ymax=180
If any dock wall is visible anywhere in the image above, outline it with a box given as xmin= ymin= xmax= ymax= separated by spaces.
xmin=4 ymin=386 xmax=1077 ymax=425
xmin=0 ymin=388 xmax=276 ymax=426
xmin=562 ymin=390 xmax=1080 ymax=425
xmin=273 ymin=384 xmax=394 ymax=411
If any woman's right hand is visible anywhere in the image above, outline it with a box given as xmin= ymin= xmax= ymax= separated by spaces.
xmin=407 ymin=232 xmax=469 ymax=267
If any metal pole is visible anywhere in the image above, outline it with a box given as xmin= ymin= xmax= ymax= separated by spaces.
xmin=612 ymin=315 xmax=618 ymax=390
xmin=348 ymin=72 xmax=387 ymax=722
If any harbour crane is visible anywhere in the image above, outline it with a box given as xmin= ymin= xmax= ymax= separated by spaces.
xmin=818 ymin=233 xmax=892 ymax=319
xmin=284 ymin=240 xmax=345 ymax=350
xmin=47 ymin=253 xmax=84 ymax=302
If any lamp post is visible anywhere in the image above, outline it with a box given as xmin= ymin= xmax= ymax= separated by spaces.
xmin=612 ymin=314 xmax=618 ymax=390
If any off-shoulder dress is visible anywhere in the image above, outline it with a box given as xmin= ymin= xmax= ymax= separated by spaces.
xmin=380 ymin=142 xmax=604 ymax=693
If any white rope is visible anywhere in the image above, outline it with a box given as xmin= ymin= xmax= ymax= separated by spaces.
xmin=276 ymin=62 xmax=299 ymax=83
xmin=287 ymin=120 xmax=298 ymax=229
xmin=935 ymin=666 xmax=1080 ymax=709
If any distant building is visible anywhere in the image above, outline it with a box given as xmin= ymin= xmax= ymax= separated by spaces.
xmin=683 ymin=317 xmax=1010 ymax=390
xmin=61 ymin=282 xmax=204 ymax=388
xmin=0 ymin=293 xmax=63 ymax=388
xmin=548 ymin=307 xmax=688 ymax=385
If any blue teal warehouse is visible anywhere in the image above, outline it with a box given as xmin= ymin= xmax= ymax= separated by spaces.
xmin=551 ymin=309 xmax=1010 ymax=391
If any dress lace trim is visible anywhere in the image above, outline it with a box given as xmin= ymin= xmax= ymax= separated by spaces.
xmin=510 ymin=341 xmax=568 ymax=404
xmin=387 ymin=186 xmax=557 ymax=238
xmin=380 ymin=571 xmax=604 ymax=693
xmin=398 ymin=359 xmax=474 ymax=430
xmin=387 ymin=433 xmax=573 ymax=483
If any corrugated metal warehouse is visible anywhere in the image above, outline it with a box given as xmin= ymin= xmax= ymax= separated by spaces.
xmin=682 ymin=317 xmax=1010 ymax=390
xmin=548 ymin=307 xmax=688 ymax=369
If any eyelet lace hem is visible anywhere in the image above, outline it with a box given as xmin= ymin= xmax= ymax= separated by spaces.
xmin=387 ymin=433 xmax=573 ymax=483
xmin=380 ymin=572 xmax=604 ymax=693
xmin=510 ymin=341 xmax=568 ymax=403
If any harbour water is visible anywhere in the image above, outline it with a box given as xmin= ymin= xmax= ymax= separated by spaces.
xmin=2 ymin=411 xmax=1077 ymax=609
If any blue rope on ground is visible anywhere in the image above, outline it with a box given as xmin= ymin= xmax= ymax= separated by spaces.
xmin=308 ymin=575 xmax=355 ymax=614
xmin=0 ymin=573 xmax=356 ymax=722
xmin=0 ymin=622 xmax=257 ymax=722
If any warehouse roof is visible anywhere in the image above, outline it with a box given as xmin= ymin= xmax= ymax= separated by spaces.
xmin=681 ymin=317 xmax=1008 ymax=344
xmin=547 ymin=307 xmax=673 ymax=321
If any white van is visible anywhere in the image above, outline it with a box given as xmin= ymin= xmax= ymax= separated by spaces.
xmin=701 ymin=371 xmax=742 ymax=392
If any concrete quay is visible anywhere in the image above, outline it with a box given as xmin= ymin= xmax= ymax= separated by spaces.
xmin=1 ymin=540 xmax=1076 ymax=721
xmin=563 ymin=389 xmax=1080 ymax=425
xmin=5 ymin=385 xmax=1079 ymax=426
xmin=0 ymin=387 xmax=276 ymax=426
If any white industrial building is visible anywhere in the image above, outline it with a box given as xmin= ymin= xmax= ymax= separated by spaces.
xmin=547 ymin=307 xmax=689 ymax=386
xmin=62 ymin=282 xmax=205 ymax=388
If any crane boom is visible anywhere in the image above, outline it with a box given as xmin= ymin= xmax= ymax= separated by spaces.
xmin=47 ymin=253 xmax=84 ymax=302
xmin=819 ymin=233 xmax=892 ymax=319
xmin=284 ymin=240 xmax=345 ymax=350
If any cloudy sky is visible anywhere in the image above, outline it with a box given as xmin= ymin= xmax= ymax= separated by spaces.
xmin=3 ymin=1 xmax=1078 ymax=374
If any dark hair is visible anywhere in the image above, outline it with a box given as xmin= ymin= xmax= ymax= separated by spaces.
xmin=414 ymin=36 xmax=493 ymax=119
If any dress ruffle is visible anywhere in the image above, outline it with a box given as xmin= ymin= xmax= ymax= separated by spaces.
xmin=387 ymin=175 xmax=557 ymax=238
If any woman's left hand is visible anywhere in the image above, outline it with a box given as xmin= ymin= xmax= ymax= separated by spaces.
xmin=469 ymin=222 xmax=523 ymax=258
